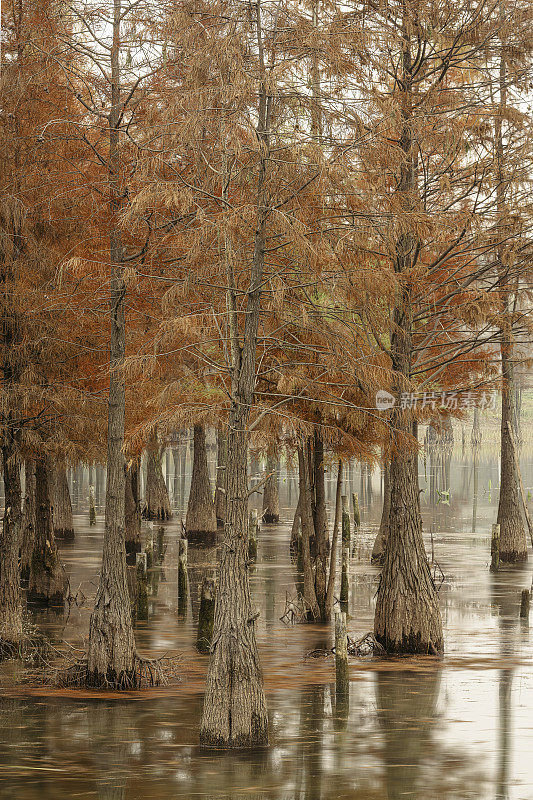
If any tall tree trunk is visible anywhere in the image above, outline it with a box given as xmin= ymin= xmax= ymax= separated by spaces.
xmin=28 ymin=456 xmax=67 ymax=606
xmin=200 ymin=16 xmax=271 ymax=743
xmin=125 ymin=462 xmax=141 ymax=558
xmin=494 ymin=12 xmax=526 ymax=564
xmin=86 ymin=0 xmax=137 ymax=688
xmin=312 ymin=428 xmax=328 ymax=618
xmin=186 ymin=424 xmax=217 ymax=545
xmin=373 ymin=12 xmax=442 ymax=655
xmin=497 ymin=340 xmax=526 ymax=561
xmin=144 ymin=429 xmax=172 ymax=521
xmin=374 ymin=415 xmax=443 ymax=654
xmin=371 ymin=460 xmax=390 ymax=565
xmin=324 ymin=459 xmax=343 ymax=622
xmin=297 ymin=443 xmax=320 ymax=620
xmin=49 ymin=462 xmax=74 ymax=539
xmin=261 ymin=449 xmax=280 ymax=524
xmin=20 ymin=458 xmax=36 ymax=583
xmin=0 ymin=433 xmax=23 ymax=651
xmin=200 ymin=403 xmax=268 ymax=747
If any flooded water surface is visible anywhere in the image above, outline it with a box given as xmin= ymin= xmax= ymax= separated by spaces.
xmin=1 ymin=443 xmax=533 ymax=800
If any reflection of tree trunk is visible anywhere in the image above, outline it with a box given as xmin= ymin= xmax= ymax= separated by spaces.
xmin=496 ymin=669 xmax=512 ymax=800
xmin=297 ymin=686 xmax=325 ymax=800
xmin=472 ymin=448 xmax=479 ymax=533
xmin=376 ymin=669 xmax=440 ymax=800
xmin=186 ymin=425 xmax=217 ymax=545
xmin=87 ymin=704 xmax=132 ymax=800
xmin=491 ymin=561 xmax=522 ymax=800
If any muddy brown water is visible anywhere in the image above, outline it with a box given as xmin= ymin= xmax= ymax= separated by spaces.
xmin=1 ymin=448 xmax=533 ymax=799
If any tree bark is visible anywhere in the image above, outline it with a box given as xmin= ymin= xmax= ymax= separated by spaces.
xmin=86 ymin=0 xmax=137 ymax=688
xmin=312 ymin=428 xmax=328 ymax=618
xmin=297 ymin=443 xmax=320 ymax=620
xmin=200 ymin=15 xmax=270 ymax=742
xmin=186 ymin=424 xmax=217 ymax=545
xmin=0 ymin=432 xmax=23 ymax=651
xmin=324 ymin=459 xmax=343 ymax=622
xmin=199 ymin=406 xmax=268 ymax=747
xmin=144 ymin=429 xmax=172 ymax=521
xmin=497 ymin=339 xmax=527 ymax=561
xmin=373 ymin=12 xmax=443 ymax=655
xmin=372 ymin=460 xmax=390 ymax=565
xmin=494 ymin=14 xmax=526 ymax=563
xmin=261 ymin=449 xmax=280 ymax=523
xmin=20 ymin=458 xmax=36 ymax=583
xmin=214 ymin=427 xmax=227 ymax=527
xmin=125 ymin=462 xmax=142 ymax=558
xmin=48 ymin=462 xmax=74 ymax=539
xmin=374 ymin=415 xmax=443 ymax=654
xmin=28 ymin=456 xmax=67 ymax=606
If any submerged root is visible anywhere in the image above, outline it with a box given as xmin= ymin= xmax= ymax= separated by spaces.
xmin=0 ymin=623 xmax=55 ymax=666
xmin=280 ymin=592 xmax=318 ymax=624
xmin=26 ymin=649 xmax=183 ymax=690
xmin=304 ymin=632 xmax=386 ymax=661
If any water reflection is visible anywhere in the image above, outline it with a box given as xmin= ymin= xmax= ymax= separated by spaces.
xmin=376 ymin=669 xmax=440 ymax=800
xmin=1 ymin=447 xmax=533 ymax=798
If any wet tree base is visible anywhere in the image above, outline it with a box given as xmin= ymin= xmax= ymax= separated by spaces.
xmin=142 ymin=508 xmax=173 ymax=521
xmin=33 ymin=651 xmax=183 ymax=690
xmin=375 ymin=630 xmax=443 ymax=656
xmin=186 ymin=529 xmax=219 ymax=547
xmin=498 ymin=549 xmax=528 ymax=563
xmin=54 ymin=527 xmax=75 ymax=540
xmin=262 ymin=513 xmax=279 ymax=524
xmin=26 ymin=590 xmax=65 ymax=608
xmin=125 ymin=539 xmax=142 ymax=565
xmin=199 ymin=720 xmax=269 ymax=750
xmin=0 ymin=638 xmax=21 ymax=661
xmin=370 ymin=552 xmax=385 ymax=566
xmin=0 ymin=624 xmax=54 ymax=666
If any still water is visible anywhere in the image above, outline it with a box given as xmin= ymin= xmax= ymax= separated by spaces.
xmin=1 ymin=443 xmax=533 ymax=800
